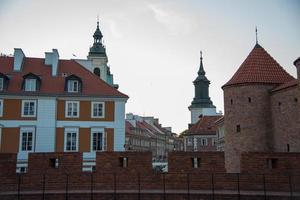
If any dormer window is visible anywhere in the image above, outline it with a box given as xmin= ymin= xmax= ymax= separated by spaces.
xmin=22 ymin=73 xmax=41 ymax=92
xmin=0 ymin=73 xmax=9 ymax=91
xmin=25 ymin=79 xmax=36 ymax=91
xmin=65 ymin=75 xmax=82 ymax=93
xmin=68 ymin=80 xmax=79 ymax=92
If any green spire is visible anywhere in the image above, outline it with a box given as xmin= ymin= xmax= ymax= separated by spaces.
xmin=189 ymin=51 xmax=216 ymax=108
xmin=89 ymin=19 xmax=106 ymax=56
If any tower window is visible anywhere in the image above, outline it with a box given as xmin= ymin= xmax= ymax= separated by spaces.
xmin=278 ymin=102 xmax=281 ymax=106
xmin=248 ymin=97 xmax=251 ymax=103
xmin=294 ymin=98 xmax=298 ymax=103
xmin=287 ymin=144 xmax=290 ymax=152
xmin=230 ymin=99 xmax=233 ymax=105
xmin=93 ymin=68 xmax=101 ymax=77
xmin=236 ymin=125 xmax=241 ymax=133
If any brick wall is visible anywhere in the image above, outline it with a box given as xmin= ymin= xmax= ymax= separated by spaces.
xmin=0 ymin=152 xmax=300 ymax=199
xmin=223 ymin=84 xmax=274 ymax=173
xmin=271 ymin=87 xmax=300 ymax=152
xmin=168 ymin=151 xmax=225 ymax=173
xmin=27 ymin=152 xmax=83 ymax=174
xmin=96 ymin=151 xmax=153 ymax=173
xmin=241 ymin=152 xmax=300 ymax=174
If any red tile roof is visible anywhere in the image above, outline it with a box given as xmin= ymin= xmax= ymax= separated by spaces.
xmin=0 ymin=56 xmax=128 ymax=98
xmin=187 ymin=115 xmax=223 ymax=135
xmin=223 ymin=44 xmax=295 ymax=88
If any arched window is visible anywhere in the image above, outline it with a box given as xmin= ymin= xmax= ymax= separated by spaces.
xmin=93 ymin=68 xmax=101 ymax=77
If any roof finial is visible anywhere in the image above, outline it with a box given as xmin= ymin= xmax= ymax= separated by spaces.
xmin=255 ymin=26 xmax=258 ymax=44
xmin=200 ymin=50 xmax=203 ymax=60
xmin=97 ymin=15 xmax=99 ymax=28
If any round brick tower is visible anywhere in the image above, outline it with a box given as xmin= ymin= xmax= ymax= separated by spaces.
xmin=222 ymin=44 xmax=295 ymax=173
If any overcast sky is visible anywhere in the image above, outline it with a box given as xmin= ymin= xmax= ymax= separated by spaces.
xmin=1 ymin=0 xmax=300 ymax=133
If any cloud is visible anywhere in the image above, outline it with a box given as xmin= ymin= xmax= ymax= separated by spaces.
xmin=147 ymin=3 xmax=197 ymax=35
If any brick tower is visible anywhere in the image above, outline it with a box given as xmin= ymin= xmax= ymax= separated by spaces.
xmin=222 ymin=43 xmax=295 ymax=172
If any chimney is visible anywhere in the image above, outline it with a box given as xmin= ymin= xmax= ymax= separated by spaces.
xmin=45 ymin=49 xmax=59 ymax=76
xmin=13 ymin=48 xmax=25 ymax=71
xmin=294 ymin=57 xmax=300 ymax=80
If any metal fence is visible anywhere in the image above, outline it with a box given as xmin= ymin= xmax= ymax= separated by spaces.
xmin=0 ymin=172 xmax=299 ymax=200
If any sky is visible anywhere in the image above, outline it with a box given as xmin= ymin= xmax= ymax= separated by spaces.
xmin=0 ymin=0 xmax=300 ymax=133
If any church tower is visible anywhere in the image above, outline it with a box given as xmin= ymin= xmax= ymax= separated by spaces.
xmin=75 ymin=20 xmax=116 ymax=87
xmin=189 ymin=51 xmax=218 ymax=124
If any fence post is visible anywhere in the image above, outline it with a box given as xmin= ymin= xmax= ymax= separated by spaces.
xmin=138 ymin=173 xmax=141 ymax=200
xmin=66 ymin=174 xmax=69 ymax=200
xmin=163 ymin=173 xmax=166 ymax=200
xmin=237 ymin=173 xmax=240 ymax=200
xmin=91 ymin=173 xmax=93 ymax=200
xmin=114 ymin=173 xmax=117 ymax=200
xmin=263 ymin=174 xmax=267 ymax=200
xmin=211 ymin=173 xmax=215 ymax=200
xmin=288 ymin=174 xmax=293 ymax=200
xmin=17 ymin=174 xmax=21 ymax=200
xmin=42 ymin=174 xmax=46 ymax=200
xmin=187 ymin=173 xmax=190 ymax=200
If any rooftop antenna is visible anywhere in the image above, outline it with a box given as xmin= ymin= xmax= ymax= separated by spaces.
xmin=255 ymin=26 xmax=258 ymax=44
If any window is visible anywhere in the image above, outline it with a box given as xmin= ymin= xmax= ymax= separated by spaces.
xmin=0 ymin=99 xmax=3 ymax=117
xmin=22 ymin=100 xmax=36 ymax=117
xmin=93 ymin=68 xmax=101 ymax=77
xmin=67 ymin=80 xmax=79 ymax=92
xmin=248 ymin=97 xmax=251 ymax=103
xmin=65 ymin=101 xmax=79 ymax=118
xmin=266 ymin=158 xmax=278 ymax=169
xmin=25 ymin=79 xmax=36 ymax=91
xmin=91 ymin=102 xmax=105 ymax=118
xmin=230 ymin=99 xmax=233 ymax=105
xmin=287 ymin=144 xmax=290 ymax=152
xmin=192 ymin=157 xmax=201 ymax=168
xmin=64 ymin=128 xmax=78 ymax=152
xmin=91 ymin=129 xmax=106 ymax=151
xmin=119 ymin=157 xmax=128 ymax=168
xmin=49 ymin=158 xmax=59 ymax=168
xmin=19 ymin=127 xmax=35 ymax=152
xmin=187 ymin=137 xmax=193 ymax=146
xmin=236 ymin=125 xmax=241 ymax=133
xmin=200 ymin=138 xmax=208 ymax=146
xmin=0 ymin=78 xmax=3 ymax=91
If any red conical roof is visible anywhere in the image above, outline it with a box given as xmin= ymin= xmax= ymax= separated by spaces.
xmin=223 ymin=44 xmax=295 ymax=88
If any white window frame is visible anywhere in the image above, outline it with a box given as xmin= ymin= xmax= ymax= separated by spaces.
xmin=200 ymin=138 xmax=208 ymax=146
xmin=90 ymin=128 xmax=106 ymax=152
xmin=25 ymin=79 xmax=36 ymax=91
xmin=187 ymin=137 xmax=193 ymax=146
xmin=65 ymin=101 xmax=80 ymax=118
xmin=67 ymin=80 xmax=79 ymax=93
xmin=91 ymin=102 xmax=105 ymax=118
xmin=0 ymin=78 xmax=3 ymax=91
xmin=64 ymin=128 xmax=79 ymax=152
xmin=19 ymin=127 xmax=35 ymax=152
xmin=21 ymin=100 xmax=37 ymax=117
xmin=0 ymin=99 xmax=3 ymax=117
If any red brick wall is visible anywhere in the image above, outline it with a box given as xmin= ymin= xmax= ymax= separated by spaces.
xmin=223 ymin=84 xmax=274 ymax=173
xmin=27 ymin=152 xmax=83 ymax=174
xmin=96 ymin=151 xmax=153 ymax=173
xmin=271 ymin=86 xmax=300 ymax=152
xmin=168 ymin=151 xmax=225 ymax=173
xmin=241 ymin=152 xmax=300 ymax=174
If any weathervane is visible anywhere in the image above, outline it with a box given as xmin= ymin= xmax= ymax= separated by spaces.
xmin=255 ymin=26 xmax=258 ymax=44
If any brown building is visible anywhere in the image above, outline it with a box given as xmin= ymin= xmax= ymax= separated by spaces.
xmin=222 ymin=43 xmax=300 ymax=172
xmin=184 ymin=115 xmax=223 ymax=151
xmin=0 ymin=48 xmax=128 ymax=172
xmin=125 ymin=113 xmax=184 ymax=161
